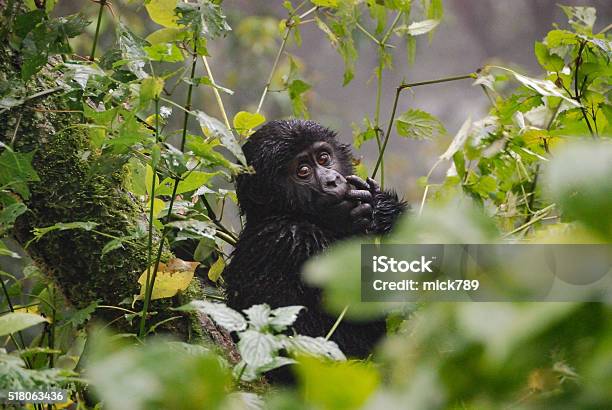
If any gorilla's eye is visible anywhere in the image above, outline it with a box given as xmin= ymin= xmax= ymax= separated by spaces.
xmin=317 ymin=152 xmax=331 ymax=166
xmin=297 ymin=165 xmax=311 ymax=178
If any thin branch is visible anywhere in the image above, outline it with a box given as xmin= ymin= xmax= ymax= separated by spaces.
xmin=502 ymin=204 xmax=555 ymax=238
xmin=255 ymin=6 xmax=318 ymax=114
xmin=325 ymin=305 xmax=349 ymax=340
xmin=573 ymin=40 xmax=596 ymax=139
xmin=201 ymin=55 xmax=231 ymax=129
xmin=371 ymin=72 xmax=476 ymax=178
xmin=90 ymin=0 xmax=107 ymax=61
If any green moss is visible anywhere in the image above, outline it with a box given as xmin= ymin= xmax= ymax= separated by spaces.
xmin=0 ymin=4 xmax=183 ymax=337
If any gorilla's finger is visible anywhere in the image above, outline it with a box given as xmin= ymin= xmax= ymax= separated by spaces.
xmin=350 ymin=203 xmax=372 ymax=218
xmin=346 ymin=175 xmax=370 ymax=190
xmin=355 ymin=217 xmax=371 ymax=228
xmin=346 ymin=189 xmax=373 ymax=202
xmin=366 ymin=177 xmax=381 ymax=193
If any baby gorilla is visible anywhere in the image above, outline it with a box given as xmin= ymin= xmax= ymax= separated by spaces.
xmin=224 ymin=120 xmax=406 ymax=377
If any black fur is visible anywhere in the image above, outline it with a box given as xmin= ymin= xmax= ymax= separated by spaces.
xmin=225 ymin=120 xmax=407 ymax=377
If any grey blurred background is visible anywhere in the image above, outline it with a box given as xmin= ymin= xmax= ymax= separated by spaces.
xmin=56 ymin=0 xmax=611 ymax=202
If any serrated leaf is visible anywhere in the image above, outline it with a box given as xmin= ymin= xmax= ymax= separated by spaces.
xmin=0 ymin=312 xmax=48 ymax=336
xmin=269 ymin=306 xmax=304 ymax=331
xmin=68 ymin=300 xmax=99 ymax=327
xmin=497 ymin=67 xmax=580 ymax=107
xmin=140 ymin=76 xmax=165 ymax=104
xmin=534 ymin=42 xmax=565 ymax=72
xmin=395 ymin=109 xmax=446 ymax=140
xmin=195 ymin=110 xmax=246 ymax=165
xmin=238 ymin=330 xmax=278 ymax=367
xmin=243 ymin=304 xmax=271 ymax=330
xmin=402 ymin=19 xmax=440 ymax=36
xmin=0 ymin=150 xmax=40 ymax=199
xmin=282 ymin=335 xmax=346 ymax=360
xmin=179 ymin=301 xmax=247 ymax=332
xmin=167 ymin=220 xmax=216 ymax=240
xmin=155 ymin=171 xmax=219 ymax=196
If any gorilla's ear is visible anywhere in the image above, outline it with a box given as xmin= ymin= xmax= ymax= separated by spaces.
xmin=235 ymin=173 xmax=272 ymax=216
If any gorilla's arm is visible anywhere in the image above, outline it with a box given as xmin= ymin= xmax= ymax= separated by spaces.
xmin=346 ymin=176 xmax=407 ymax=235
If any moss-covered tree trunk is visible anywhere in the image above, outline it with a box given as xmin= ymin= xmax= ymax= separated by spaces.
xmin=0 ymin=2 xmax=235 ymax=356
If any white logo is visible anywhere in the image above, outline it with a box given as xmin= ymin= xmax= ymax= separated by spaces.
xmin=372 ymin=256 xmax=434 ymax=273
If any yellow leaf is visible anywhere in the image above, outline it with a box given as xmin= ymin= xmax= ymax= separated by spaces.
xmin=14 ymin=305 xmax=39 ymax=314
xmin=145 ymin=198 xmax=165 ymax=220
xmin=145 ymin=0 xmax=180 ymax=28
xmin=137 ymin=258 xmax=199 ymax=301
xmin=207 ymin=257 xmax=225 ymax=282
xmin=145 ymin=164 xmax=159 ymax=196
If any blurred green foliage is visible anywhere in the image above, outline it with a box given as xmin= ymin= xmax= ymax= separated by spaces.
xmin=0 ymin=1 xmax=611 ymax=409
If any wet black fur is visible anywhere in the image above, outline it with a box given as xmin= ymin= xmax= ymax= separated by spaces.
xmin=225 ymin=120 xmax=406 ymax=377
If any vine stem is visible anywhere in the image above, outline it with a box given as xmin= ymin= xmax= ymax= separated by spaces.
xmin=89 ymin=0 xmax=106 ymax=61
xmin=201 ymin=55 xmax=231 ymax=129
xmin=255 ymin=6 xmax=318 ymax=114
xmin=138 ymin=97 xmax=160 ymax=338
xmin=371 ymin=72 xmax=476 ymax=179
xmin=325 ymin=305 xmax=349 ymax=341
xmin=502 ymin=204 xmax=555 ymax=238
xmin=139 ymin=37 xmax=199 ymax=337
xmin=573 ymin=40 xmax=596 ymax=139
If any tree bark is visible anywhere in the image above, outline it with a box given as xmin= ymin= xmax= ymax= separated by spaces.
xmin=0 ymin=1 xmax=225 ymax=349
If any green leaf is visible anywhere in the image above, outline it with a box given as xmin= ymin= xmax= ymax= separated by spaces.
xmin=238 ymin=330 xmax=279 ymax=368
xmin=30 ymin=221 xmax=98 ymax=245
xmin=68 ymin=300 xmax=100 ymax=327
xmin=144 ymin=43 xmax=184 ymax=62
xmin=399 ymin=19 xmax=440 ymax=36
xmin=283 ymin=335 xmax=345 ymax=360
xmin=156 ymin=170 xmax=219 ymax=196
xmin=352 ymin=117 xmax=377 ymax=149
xmin=179 ymin=301 xmax=247 ymax=332
xmin=195 ymin=110 xmax=246 ymax=165
xmin=0 ymin=150 xmax=40 ymax=199
xmin=558 ymin=5 xmax=596 ymax=33
xmin=243 ymin=304 xmax=272 ymax=330
xmin=296 ymin=356 xmax=380 ymax=410
xmin=140 ymin=76 xmax=165 ymax=104
xmin=175 ymin=1 xmax=231 ymax=39
xmin=207 ymin=257 xmax=225 ymax=282
xmin=497 ymin=66 xmax=580 ymax=107
xmin=534 ymin=41 xmax=565 ymax=72
xmin=269 ymin=306 xmax=304 ymax=331
xmin=145 ymin=27 xmax=186 ymax=44
xmin=311 ymin=0 xmax=338 ymax=7
xmin=233 ymin=111 xmax=265 ymax=136
xmin=0 ymin=203 xmax=27 ymax=229
xmin=544 ymin=141 xmax=612 ymax=239
xmin=185 ymin=135 xmax=236 ymax=171
xmin=117 ymin=23 xmax=150 ymax=79
xmin=0 ymin=312 xmax=48 ymax=336
xmin=145 ymin=0 xmax=180 ymax=28
xmin=395 ymin=109 xmax=446 ymax=140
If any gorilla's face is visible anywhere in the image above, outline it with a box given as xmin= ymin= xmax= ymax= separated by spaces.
xmin=237 ymin=120 xmax=374 ymax=232
xmin=287 ymin=141 xmax=350 ymax=206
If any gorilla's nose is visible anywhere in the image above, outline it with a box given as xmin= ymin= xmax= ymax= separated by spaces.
xmin=321 ymin=172 xmax=347 ymax=197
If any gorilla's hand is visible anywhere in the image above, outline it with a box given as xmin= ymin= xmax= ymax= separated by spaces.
xmin=345 ymin=175 xmax=374 ymax=232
